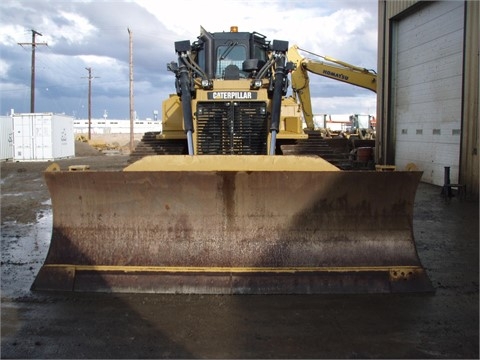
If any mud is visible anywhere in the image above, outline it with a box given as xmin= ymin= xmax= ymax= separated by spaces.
xmin=1 ymin=153 xmax=478 ymax=359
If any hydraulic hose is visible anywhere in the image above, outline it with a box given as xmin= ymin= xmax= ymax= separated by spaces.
xmin=178 ymin=57 xmax=195 ymax=155
xmin=269 ymin=54 xmax=287 ymax=155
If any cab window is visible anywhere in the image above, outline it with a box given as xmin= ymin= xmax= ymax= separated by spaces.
xmin=216 ymin=44 xmax=247 ymax=78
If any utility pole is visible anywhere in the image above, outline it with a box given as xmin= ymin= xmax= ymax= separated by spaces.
xmin=128 ymin=28 xmax=135 ymax=152
xmin=83 ymin=67 xmax=99 ymax=140
xmin=18 ymin=29 xmax=47 ymax=113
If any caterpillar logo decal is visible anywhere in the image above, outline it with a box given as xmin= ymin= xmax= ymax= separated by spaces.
xmin=208 ymin=91 xmax=257 ymax=100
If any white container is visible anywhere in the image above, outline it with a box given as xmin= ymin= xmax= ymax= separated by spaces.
xmin=12 ymin=113 xmax=75 ymax=161
xmin=0 ymin=116 xmax=14 ymax=161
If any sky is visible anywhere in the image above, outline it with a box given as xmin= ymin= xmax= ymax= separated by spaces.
xmin=0 ymin=0 xmax=378 ymax=120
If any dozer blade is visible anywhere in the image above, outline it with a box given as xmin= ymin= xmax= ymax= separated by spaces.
xmin=32 ymin=155 xmax=433 ymax=294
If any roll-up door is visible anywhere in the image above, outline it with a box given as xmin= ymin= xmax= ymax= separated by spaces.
xmin=392 ymin=1 xmax=464 ymax=185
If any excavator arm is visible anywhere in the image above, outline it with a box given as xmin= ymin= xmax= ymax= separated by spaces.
xmin=288 ymin=45 xmax=377 ymax=130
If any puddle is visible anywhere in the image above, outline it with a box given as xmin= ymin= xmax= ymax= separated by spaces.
xmin=1 ymin=211 xmax=52 ymax=299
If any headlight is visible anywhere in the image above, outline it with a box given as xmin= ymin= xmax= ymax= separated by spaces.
xmin=201 ymin=79 xmax=212 ymax=89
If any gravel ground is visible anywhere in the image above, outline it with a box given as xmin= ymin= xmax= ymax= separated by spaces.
xmin=1 ymin=147 xmax=478 ymax=359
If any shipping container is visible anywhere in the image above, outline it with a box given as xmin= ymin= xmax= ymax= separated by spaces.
xmin=12 ymin=113 xmax=74 ymax=161
xmin=0 ymin=116 xmax=14 ymax=161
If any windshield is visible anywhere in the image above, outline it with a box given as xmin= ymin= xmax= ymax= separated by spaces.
xmin=216 ymin=44 xmax=247 ymax=78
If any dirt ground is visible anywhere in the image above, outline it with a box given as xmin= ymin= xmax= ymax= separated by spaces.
xmin=1 ymin=145 xmax=478 ymax=359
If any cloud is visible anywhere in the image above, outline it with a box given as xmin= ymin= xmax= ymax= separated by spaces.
xmin=45 ymin=10 xmax=97 ymax=46
xmin=0 ymin=58 xmax=11 ymax=79
xmin=312 ymin=95 xmax=377 ymax=116
xmin=0 ymin=0 xmax=377 ymax=119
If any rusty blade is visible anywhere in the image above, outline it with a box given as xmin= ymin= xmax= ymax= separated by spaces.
xmin=32 ymin=159 xmax=432 ymax=294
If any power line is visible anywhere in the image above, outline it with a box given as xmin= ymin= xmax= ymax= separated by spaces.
xmin=82 ymin=67 xmax=100 ymax=140
xmin=17 ymin=29 xmax=47 ymax=113
xmin=128 ymin=28 xmax=135 ymax=152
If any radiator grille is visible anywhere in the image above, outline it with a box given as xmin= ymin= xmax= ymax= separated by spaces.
xmin=196 ymin=101 xmax=268 ymax=155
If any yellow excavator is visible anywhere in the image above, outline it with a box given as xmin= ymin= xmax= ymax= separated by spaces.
xmin=281 ymin=45 xmax=377 ymax=166
xmin=32 ymin=27 xmax=432 ymax=294
xmin=287 ymin=44 xmax=377 ymax=131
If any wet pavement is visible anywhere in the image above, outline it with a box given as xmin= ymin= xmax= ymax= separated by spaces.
xmin=1 ymin=157 xmax=478 ymax=359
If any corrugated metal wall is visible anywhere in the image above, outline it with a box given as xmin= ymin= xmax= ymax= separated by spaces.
xmin=460 ymin=0 xmax=479 ymax=200
xmin=377 ymin=0 xmax=478 ymax=200
xmin=384 ymin=0 xmax=419 ymax=18
xmin=376 ymin=0 xmax=422 ymax=166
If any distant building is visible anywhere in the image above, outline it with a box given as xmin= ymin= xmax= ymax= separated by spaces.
xmin=73 ymin=118 xmax=162 ymax=135
xmin=314 ymin=114 xmax=375 ymax=132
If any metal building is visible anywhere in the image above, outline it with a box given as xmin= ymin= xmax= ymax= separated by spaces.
xmin=377 ymin=0 xmax=478 ymax=200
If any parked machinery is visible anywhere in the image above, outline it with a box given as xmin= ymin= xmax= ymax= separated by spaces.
xmin=32 ymin=27 xmax=432 ymax=294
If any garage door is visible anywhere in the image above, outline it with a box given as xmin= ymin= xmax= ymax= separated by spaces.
xmin=392 ymin=1 xmax=464 ymax=185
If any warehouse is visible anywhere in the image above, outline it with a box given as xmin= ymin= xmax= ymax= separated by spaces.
xmin=376 ymin=0 xmax=478 ymax=200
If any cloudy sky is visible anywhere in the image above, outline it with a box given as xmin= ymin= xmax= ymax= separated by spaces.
xmin=0 ymin=0 xmax=378 ymax=120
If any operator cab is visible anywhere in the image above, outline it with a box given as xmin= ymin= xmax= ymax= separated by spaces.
xmin=193 ymin=26 xmax=270 ymax=80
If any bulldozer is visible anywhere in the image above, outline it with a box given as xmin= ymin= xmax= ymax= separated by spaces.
xmin=32 ymin=26 xmax=433 ymax=294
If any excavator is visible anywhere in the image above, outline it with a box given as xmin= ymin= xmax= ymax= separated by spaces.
xmin=281 ymin=45 xmax=377 ymax=168
xmin=32 ymin=27 xmax=433 ymax=294
xmin=287 ymin=44 xmax=377 ymax=131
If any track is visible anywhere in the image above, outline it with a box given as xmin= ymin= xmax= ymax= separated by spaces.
xmin=280 ymin=130 xmax=353 ymax=169
xmin=128 ymin=130 xmax=375 ymax=170
xmin=128 ymin=132 xmax=187 ymax=163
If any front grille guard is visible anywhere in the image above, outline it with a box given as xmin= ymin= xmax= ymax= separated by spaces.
xmin=196 ymin=101 xmax=268 ymax=155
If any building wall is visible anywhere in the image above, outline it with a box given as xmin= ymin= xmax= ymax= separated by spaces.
xmin=460 ymin=0 xmax=479 ymax=200
xmin=377 ymin=0 xmax=478 ymax=199
xmin=73 ymin=119 xmax=162 ymax=135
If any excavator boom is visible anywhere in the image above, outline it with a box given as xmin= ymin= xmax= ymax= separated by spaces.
xmin=288 ymin=45 xmax=377 ymax=130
